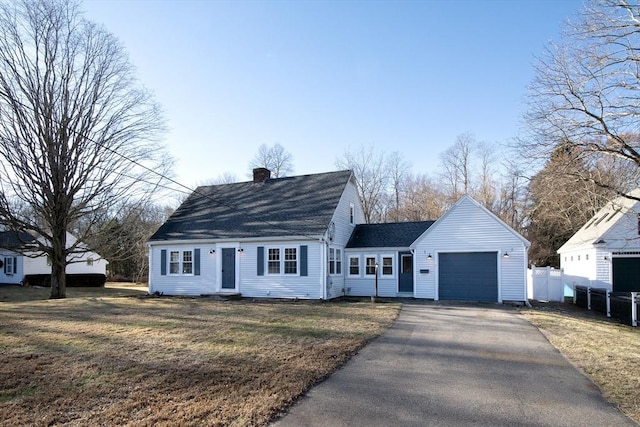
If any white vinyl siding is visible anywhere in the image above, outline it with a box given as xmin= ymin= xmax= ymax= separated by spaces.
xmin=241 ymin=242 xmax=322 ymax=299
xmin=413 ymin=196 xmax=528 ymax=302
xmin=149 ymin=244 xmax=214 ymax=296
xmin=344 ymin=251 xmax=403 ymax=297
xmin=149 ymin=241 xmax=323 ymax=299
xmin=328 ymin=178 xmax=363 ymax=246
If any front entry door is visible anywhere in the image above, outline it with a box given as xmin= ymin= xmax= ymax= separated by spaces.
xmin=221 ymin=248 xmax=236 ymax=290
xmin=398 ymin=252 xmax=414 ymax=293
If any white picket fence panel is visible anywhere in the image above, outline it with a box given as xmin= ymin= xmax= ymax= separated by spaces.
xmin=527 ymin=266 xmax=565 ymax=302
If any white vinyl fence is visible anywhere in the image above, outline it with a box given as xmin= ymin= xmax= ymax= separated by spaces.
xmin=527 ymin=266 xmax=565 ymax=302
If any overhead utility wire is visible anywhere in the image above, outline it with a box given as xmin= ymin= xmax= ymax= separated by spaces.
xmin=3 ymin=96 xmax=330 ymax=241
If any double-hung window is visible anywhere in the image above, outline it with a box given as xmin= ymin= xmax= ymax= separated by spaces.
xmin=4 ymin=257 xmax=16 ymax=275
xmin=329 ymin=247 xmax=342 ymax=275
xmin=284 ymin=248 xmax=297 ymax=274
xmin=268 ymin=248 xmax=281 ymax=274
xmin=169 ymin=251 xmax=180 ymax=274
xmin=169 ymin=250 xmax=194 ymax=275
xmin=182 ymin=251 xmax=193 ymax=274
xmin=381 ymin=255 xmax=393 ymax=276
xmin=267 ymin=247 xmax=298 ymax=275
xmin=348 ymin=256 xmax=360 ymax=276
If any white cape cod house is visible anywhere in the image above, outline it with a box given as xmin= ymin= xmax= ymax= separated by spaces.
xmin=148 ymin=169 xmax=530 ymax=302
xmin=558 ymin=190 xmax=640 ymax=293
xmin=0 ymin=230 xmax=108 ymax=286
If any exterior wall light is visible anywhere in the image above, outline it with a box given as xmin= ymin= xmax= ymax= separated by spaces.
xmin=503 ymin=252 xmax=510 ymax=258
xmin=209 ymin=249 xmax=215 ymax=254
xmin=237 ymin=248 xmax=244 ymax=253
xmin=427 ymin=253 xmax=432 ymax=260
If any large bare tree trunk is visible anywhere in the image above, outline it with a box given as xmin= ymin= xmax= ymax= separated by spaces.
xmin=0 ymin=0 xmax=171 ymax=298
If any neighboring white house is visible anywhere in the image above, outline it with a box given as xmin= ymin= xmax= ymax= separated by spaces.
xmin=0 ymin=230 xmax=107 ymax=286
xmin=558 ymin=190 xmax=640 ymax=293
xmin=148 ymin=169 xmax=531 ymax=302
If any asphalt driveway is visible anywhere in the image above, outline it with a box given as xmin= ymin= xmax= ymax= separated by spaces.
xmin=273 ymin=302 xmax=636 ymax=427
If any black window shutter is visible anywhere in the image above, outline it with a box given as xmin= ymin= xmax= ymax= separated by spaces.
xmin=13 ymin=257 xmax=17 ymax=274
xmin=160 ymin=250 xmax=167 ymax=276
xmin=194 ymin=248 xmax=201 ymax=276
xmin=300 ymin=245 xmax=308 ymax=277
xmin=257 ymin=246 xmax=264 ymax=276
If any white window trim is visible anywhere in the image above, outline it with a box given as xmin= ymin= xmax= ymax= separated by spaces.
xmin=381 ymin=254 xmax=395 ymax=278
xmin=349 ymin=202 xmax=355 ymax=224
xmin=364 ymin=254 xmax=377 ymax=277
xmin=4 ymin=256 xmax=15 ymax=275
xmin=329 ymin=246 xmax=343 ymax=276
xmin=168 ymin=249 xmax=194 ymax=276
xmin=266 ymin=245 xmax=300 ymax=276
xmin=348 ymin=255 xmax=360 ymax=277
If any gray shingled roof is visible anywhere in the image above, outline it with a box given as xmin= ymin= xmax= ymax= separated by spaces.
xmin=346 ymin=221 xmax=435 ymax=248
xmin=0 ymin=230 xmax=36 ymax=250
xmin=149 ymin=170 xmax=354 ymax=241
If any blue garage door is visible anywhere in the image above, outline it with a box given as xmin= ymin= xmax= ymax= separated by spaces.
xmin=439 ymin=252 xmax=498 ymax=301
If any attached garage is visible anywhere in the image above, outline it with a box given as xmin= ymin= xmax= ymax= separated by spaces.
xmin=612 ymin=257 xmax=640 ymax=292
xmin=412 ymin=195 xmax=530 ymax=302
xmin=439 ymin=252 xmax=498 ymax=301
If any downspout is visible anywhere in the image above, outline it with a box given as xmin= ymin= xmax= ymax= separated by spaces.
xmin=320 ymin=238 xmax=327 ymax=300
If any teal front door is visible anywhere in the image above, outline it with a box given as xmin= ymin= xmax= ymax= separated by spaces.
xmin=398 ymin=252 xmax=413 ymax=293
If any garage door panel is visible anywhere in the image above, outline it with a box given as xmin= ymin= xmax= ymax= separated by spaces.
xmin=439 ymin=252 xmax=498 ymax=301
xmin=612 ymin=258 xmax=640 ymax=293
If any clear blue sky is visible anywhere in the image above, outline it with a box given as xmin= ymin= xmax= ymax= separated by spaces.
xmin=83 ymin=0 xmax=584 ymax=188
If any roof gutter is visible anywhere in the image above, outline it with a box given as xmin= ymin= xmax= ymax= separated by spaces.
xmin=147 ymin=235 xmax=323 ymax=246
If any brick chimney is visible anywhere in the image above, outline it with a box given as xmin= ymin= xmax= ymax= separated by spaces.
xmin=252 ymin=167 xmax=271 ymax=183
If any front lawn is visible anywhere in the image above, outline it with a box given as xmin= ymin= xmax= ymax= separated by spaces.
xmin=522 ymin=302 xmax=640 ymax=423
xmin=0 ymin=288 xmax=399 ymax=426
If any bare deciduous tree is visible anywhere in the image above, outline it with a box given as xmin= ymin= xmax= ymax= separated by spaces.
xmin=494 ymin=160 xmax=529 ymax=232
xmin=525 ymin=144 xmax=610 ymax=267
xmin=198 ymin=172 xmax=239 ymax=186
xmin=0 ymin=0 xmax=171 ymax=298
xmin=401 ymin=173 xmax=447 ymax=221
xmin=439 ymin=133 xmax=475 ymax=204
xmin=82 ymin=202 xmax=171 ymax=283
xmin=523 ymin=0 xmax=640 ymax=198
xmin=250 ymin=143 xmax=294 ymax=178
xmin=336 ymin=145 xmax=389 ymax=223
xmin=386 ymin=151 xmax=411 ymax=222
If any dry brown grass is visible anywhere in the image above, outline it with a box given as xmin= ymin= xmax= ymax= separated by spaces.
xmin=0 ymin=285 xmax=399 ymax=426
xmin=521 ymin=302 xmax=640 ymax=423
